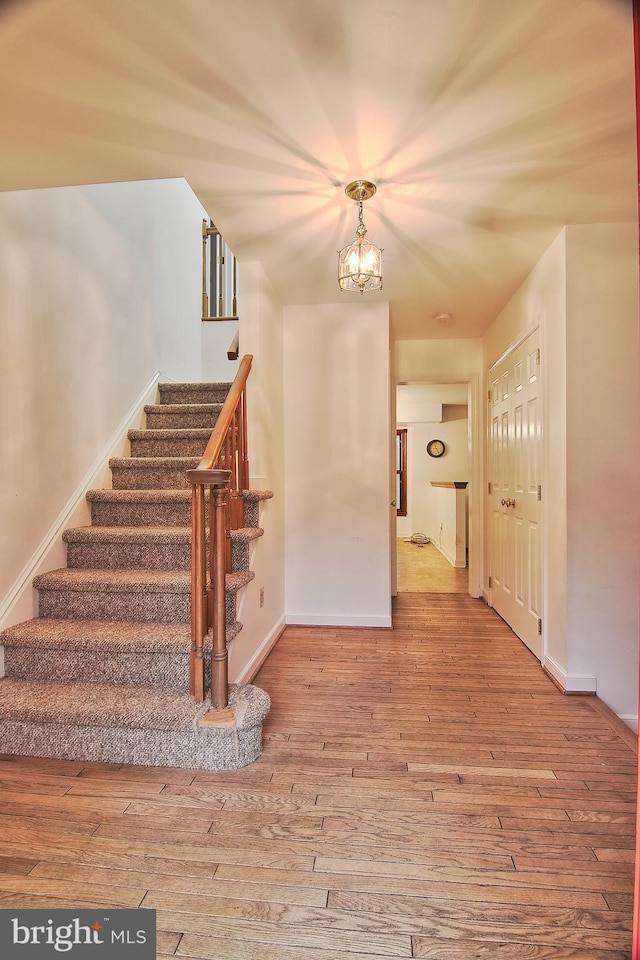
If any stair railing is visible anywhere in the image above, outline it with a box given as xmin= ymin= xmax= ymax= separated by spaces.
xmin=186 ymin=354 xmax=253 ymax=708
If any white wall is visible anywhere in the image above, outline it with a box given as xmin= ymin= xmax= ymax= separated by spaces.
xmin=430 ymin=484 xmax=468 ymax=567
xmin=565 ymin=223 xmax=639 ymax=721
xmin=404 ymin=420 xmax=469 ymax=538
xmin=229 ymin=261 xmax=286 ymax=681
xmin=483 ymin=224 xmax=639 ymax=725
xmin=283 ymin=301 xmax=391 ymax=626
xmin=0 ymin=177 xmax=207 ymax=621
xmin=202 ymin=319 xmax=239 ymax=383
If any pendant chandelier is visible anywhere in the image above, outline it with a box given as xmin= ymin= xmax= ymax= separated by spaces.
xmin=337 ymin=180 xmax=383 ymax=294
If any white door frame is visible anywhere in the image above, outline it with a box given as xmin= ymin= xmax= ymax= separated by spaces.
xmin=392 ymin=373 xmax=483 ymax=599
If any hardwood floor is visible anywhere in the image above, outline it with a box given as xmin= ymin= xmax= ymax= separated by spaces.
xmin=0 ymin=592 xmax=636 ymax=958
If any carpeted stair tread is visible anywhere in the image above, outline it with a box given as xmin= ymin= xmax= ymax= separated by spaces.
xmin=231 ymin=526 xmax=264 ymax=542
xmin=86 ymin=492 xmax=273 ymax=510
xmin=159 ymin=381 xmax=231 ymax=392
xmin=63 ymin=526 xmax=191 ymax=545
xmin=158 ymin=382 xmax=232 ymax=404
xmin=143 ymin=404 xmax=225 ymax=431
xmin=109 ymin=456 xmax=201 ymax=469
xmin=0 ymin=678 xmax=201 ymax=729
xmin=109 ymin=456 xmax=201 ymax=490
xmin=128 ymin=428 xmax=213 ymax=441
xmin=35 ymin=568 xmax=191 ymax=594
xmin=2 ymin=618 xmax=192 ymax=652
xmin=128 ymin=428 xmax=213 ymax=458
xmin=63 ymin=525 xmax=262 ymax=572
xmin=86 ymin=489 xmax=195 ymax=527
xmin=87 ymin=489 xmax=191 ymax=504
xmin=243 ymin=489 xmax=274 ymax=500
xmin=64 ymin=523 xmax=263 ymax=545
xmin=144 ymin=403 xmax=224 ymax=416
xmin=0 ymin=679 xmax=268 ymax=733
xmin=34 ymin=568 xmax=254 ymax=594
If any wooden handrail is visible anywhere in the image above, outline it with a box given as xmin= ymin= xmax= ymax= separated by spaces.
xmin=197 ymin=354 xmax=252 ymax=472
xmin=188 ymin=355 xmax=253 ymax=708
xmin=227 ymin=330 xmax=240 ymax=361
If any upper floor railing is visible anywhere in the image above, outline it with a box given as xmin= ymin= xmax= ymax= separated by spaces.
xmin=201 ymin=220 xmax=238 ymax=322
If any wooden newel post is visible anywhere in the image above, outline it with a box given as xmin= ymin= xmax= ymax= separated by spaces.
xmin=190 ymin=482 xmax=207 ymax=702
xmin=188 ymin=468 xmax=231 ymax=706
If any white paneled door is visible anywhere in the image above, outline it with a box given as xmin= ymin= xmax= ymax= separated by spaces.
xmin=488 ymin=329 xmax=543 ymax=659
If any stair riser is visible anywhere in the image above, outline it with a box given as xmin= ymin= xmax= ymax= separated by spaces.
xmin=38 ymin=588 xmax=242 ymax=625
xmin=0 ymin=721 xmax=263 ymax=770
xmin=90 ymin=502 xmax=195 ymax=526
xmin=130 ymin=438 xmax=208 ymax=457
xmin=145 ymin=411 xmax=221 ymax=430
xmin=232 ymin=541 xmax=251 ymax=571
xmin=158 ymin=387 xmax=230 ymax=405
xmin=110 ymin=465 xmax=193 ymax=490
xmin=4 ymin=648 xmax=198 ymax=691
xmin=66 ymin=542 xmax=191 ymax=570
xmin=243 ymin=501 xmax=260 ymax=528
xmin=38 ymin=590 xmax=191 ymax=624
xmin=67 ymin=540 xmax=252 ymax=573
xmin=158 ymin=383 xmax=230 ymax=404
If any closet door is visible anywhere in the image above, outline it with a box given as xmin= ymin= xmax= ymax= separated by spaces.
xmin=488 ymin=329 xmax=542 ymax=658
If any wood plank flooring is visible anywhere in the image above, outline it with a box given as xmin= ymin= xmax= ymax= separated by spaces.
xmin=0 ymin=592 xmax=636 ymax=959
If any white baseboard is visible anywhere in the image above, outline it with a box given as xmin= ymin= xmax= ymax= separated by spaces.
xmin=543 ymin=653 xmax=597 ymax=694
xmin=618 ymin=714 xmax=638 ymax=734
xmin=0 ymin=373 xmax=160 ymax=631
xmin=285 ymin=614 xmax=393 ymax=628
xmin=233 ymin=618 xmax=286 ymax=685
xmin=431 ymin=539 xmax=465 ymax=568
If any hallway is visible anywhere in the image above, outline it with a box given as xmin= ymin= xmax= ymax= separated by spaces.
xmin=0 ymin=594 xmax=635 ymax=957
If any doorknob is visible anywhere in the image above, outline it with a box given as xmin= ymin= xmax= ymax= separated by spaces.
xmin=500 ymin=498 xmax=516 ymax=508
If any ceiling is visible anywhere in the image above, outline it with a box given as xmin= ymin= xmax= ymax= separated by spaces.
xmin=0 ymin=0 xmax=636 ymax=339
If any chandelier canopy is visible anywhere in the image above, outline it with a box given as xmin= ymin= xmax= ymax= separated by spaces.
xmin=338 ymin=180 xmax=383 ymax=294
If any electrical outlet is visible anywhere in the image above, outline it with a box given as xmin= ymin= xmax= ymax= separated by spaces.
xmin=259 ymin=587 xmax=265 ymax=608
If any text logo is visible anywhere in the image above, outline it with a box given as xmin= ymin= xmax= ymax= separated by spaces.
xmin=0 ymin=909 xmax=155 ymax=959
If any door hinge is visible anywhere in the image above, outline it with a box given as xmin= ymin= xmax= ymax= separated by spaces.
xmin=487 ymin=389 xmax=491 ymax=402
xmin=488 ymin=481 xmax=492 ymax=495
xmin=537 ymin=484 xmax=542 ymax=501
xmin=536 ymin=347 xmax=541 ymax=365
xmin=488 ymin=575 xmax=492 ymax=588
xmin=538 ymin=617 xmax=543 ymax=635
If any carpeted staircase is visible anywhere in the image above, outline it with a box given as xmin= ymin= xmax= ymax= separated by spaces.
xmin=0 ymin=382 xmax=271 ymax=770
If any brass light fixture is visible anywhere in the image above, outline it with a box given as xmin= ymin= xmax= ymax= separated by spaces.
xmin=338 ymin=180 xmax=383 ymax=294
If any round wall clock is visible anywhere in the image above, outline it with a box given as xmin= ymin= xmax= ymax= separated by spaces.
xmin=426 ymin=439 xmax=446 ymax=458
